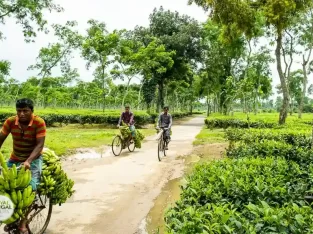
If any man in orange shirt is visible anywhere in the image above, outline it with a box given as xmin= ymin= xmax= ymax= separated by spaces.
xmin=0 ymin=98 xmax=46 ymax=234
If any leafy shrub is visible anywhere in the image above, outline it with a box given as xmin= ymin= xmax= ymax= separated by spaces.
xmin=0 ymin=111 xmax=194 ymax=127
xmin=205 ymin=117 xmax=277 ymax=129
xmin=165 ymin=201 xmax=313 ymax=233
xmin=226 ymin=140 xmax=313 ymax=168
xmin=303 ymin=104 xmax=313 ymax=113
xmin=165 ymin=157 xmax=313 ymax=233
xmin=176 ymin=157 xmax=312 ymax=209
xmin=225 ymin=128 xmax=311 ymax=148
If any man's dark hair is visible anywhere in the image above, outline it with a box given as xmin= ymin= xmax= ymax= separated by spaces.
xmin=163 ymin=106 xmax=169 ymax=110
xmin=125 ymin=105 xmax=130 ymax=109
xmin=16 ymin=98 xmax=34 ymax=112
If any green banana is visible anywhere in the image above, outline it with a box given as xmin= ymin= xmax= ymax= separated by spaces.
xmin=24 ymin=192 xmax=35 ymax=208
xmin=17 ymin=209 xmax=24 ymax=218
xmin=10 ymin=178 xmax=17 ymax=190
xmin=18 ymin=199 xmax=24 ymax=209
xmin=19 ymin=170 xmax=31 ymax=188
xmin=0 ymin=176 xmax=5 ymax=186
xmin=0 ymin=152 xmax=8 ymax=170
xmin=3 ymin=215 xmax=18 ymax=224
xmin=2 ymin=167 xmax=9 ymax=180
xmin=16 ymin=166 xmax=25 ymax=187
xmin=11 ymin=190 xmax=17 ymax=205
xmin=17 ymin=190 xmax=22 ymax=203
xmin=12 ymin=164 xmax=17 ymax=179
xmin=3 ymin=179 xmax=10 ymax=191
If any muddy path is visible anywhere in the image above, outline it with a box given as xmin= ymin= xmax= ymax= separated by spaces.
xmin=43 ymin=116 xmax=204 ymax=234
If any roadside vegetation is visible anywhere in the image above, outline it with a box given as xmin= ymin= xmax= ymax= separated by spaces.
xmin=165 ymin=113 xmax=313 ymax=233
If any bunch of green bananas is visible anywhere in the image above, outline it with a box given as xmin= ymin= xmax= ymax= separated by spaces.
xmin=37 ymin=149 xmax=75 ymax=205
xmin=120 ymin=121 xmax=131 ymax=139
xmin=134 ymin=130 xmax=145 ymax=148
xmin=0 ymin=153 xmax=36 ymax=225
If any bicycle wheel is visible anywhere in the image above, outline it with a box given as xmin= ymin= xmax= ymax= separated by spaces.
xmin=112 ymin=136 xmax=123 ymax=156
xmin=162 ymin=132 xmax=167 ymax=157
xmin=27 ymin=194 xmax=53 ymax=234
xmin=128 ymin=139 xmax=135 ymax=152
xmin=157 ymin=138 xmax=163 ymax=162
xmin=163 ymin=139 xmax=167 ymax=157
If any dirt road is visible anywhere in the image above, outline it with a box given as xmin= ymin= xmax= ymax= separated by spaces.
xmin=42 ymin=116 xmax=204 ymax=234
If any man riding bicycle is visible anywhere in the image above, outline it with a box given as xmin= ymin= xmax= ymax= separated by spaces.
xmin=117 ymin=105 xmax=136 ymax=145
xmin=156 ymin=106 xmax=172 ymax=150
xmin=0 ymin=98 xmax=46 ymax=234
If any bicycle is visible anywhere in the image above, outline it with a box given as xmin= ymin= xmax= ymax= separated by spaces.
xmin=0 ymin=165 xmax=53 ymax=234
xmin=156 ymin=127 xmax=169 ymax=161
xmin=111 ymin=125 xmax=135 ymax=156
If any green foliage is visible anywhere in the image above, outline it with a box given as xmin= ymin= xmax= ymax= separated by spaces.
xmin=205 ymin=117 xmax=277 ymax=129
xmin=0 ymin=109 xmax=198 ymax=126
xmin=28 ymin=21 xmax=82 ymax=82
xmin=134 ymin=130 xmax=145 ymax=148
xmin=165 ymin=157 xmax=313 ymax=233
xmin=166 ymin=201 xmax=313 ymax=233
xmin=166 ymin=110 xmax=313 ymax=233
xmin=225 ymin=128 xmax=311 ymax=148
xmin=0 ymin=0 xmax=63 ymax=41
xmin=226 ymin=140 xmax=313 ymax=167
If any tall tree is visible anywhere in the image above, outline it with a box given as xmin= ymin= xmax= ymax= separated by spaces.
xmin=110 ymin=30 xmax=142 ymax=109
xmin=297 ymin=9 xmax=313 ymax=118
xmin=189 ymin=0 xmax=312 ymax=124
xmin=135 ymin=7 xmax=202 ymax=112
xmin=81 ymin=19 xmax=119 ymax=111
xmin=0 ymin=0 xmax=63 ymax=41
xmin=199 ymin=20 xmax=245 ymax=115
xmin=28 ymin=21 xmax=82 ymax=105
xmin=132 ymin=39 xmax=175 ymax=112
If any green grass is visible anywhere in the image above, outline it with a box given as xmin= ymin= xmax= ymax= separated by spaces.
xmin=193 ymin=127 xmax=226 ymax=145
xmin=1 ymin=125 xmax=156 ymax=157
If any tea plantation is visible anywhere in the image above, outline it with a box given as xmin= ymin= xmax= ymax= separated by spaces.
xmin=165 ymin=113 xmax=313 ymax=233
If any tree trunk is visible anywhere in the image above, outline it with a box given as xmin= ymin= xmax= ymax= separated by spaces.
xmin=137 ymin=83 xmax=143 ymax=111
xmin=122 ymin=78 xmax=131 ymax=109
xmin=289 ymin=98 xmax=293 ymax=116
xmin=156 ymin=80 xmax=164 ymax=113
xmin=276 ymin=32 xmax=290 ymax=124
xmin=299 ymin=56 xmax=309 ymax=119
xmin=311 ymin=118 xmax=313 ymax=149
xmin=206 ymin=95 xmax=210 ymax=117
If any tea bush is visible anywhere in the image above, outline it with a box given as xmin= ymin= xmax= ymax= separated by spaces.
xmin=205 ymin=117 xmax=277 ymax=129
xmin=225 ymin=128 xmax=311 ymax=148
xmin=165 ymin=113 xmax=313 ymax=233
xmin=204 ymin=114 xmax=311 ymax=129
xmin=0 ymin=110 xmax=199 ymax=126
xmin=177 ymin=157 xmax=312 ymax=208
xmin=165 ymin=157 xmax=313 ymax=233
xmin=226 ymin=140 xmax=313 ymax=167
xmin=165 ymin=201 xmax=313 ymax=233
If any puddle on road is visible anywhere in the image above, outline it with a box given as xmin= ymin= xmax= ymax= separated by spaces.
xmin=144 ymin=177 xmax=182 ymax=234
xmin=67 ymin=147 xmax=111 ymax=160
xmin=141 ymin=154 xmax=201 ymax=234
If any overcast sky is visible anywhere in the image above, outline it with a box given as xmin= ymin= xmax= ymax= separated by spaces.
xmin=0 ymin=0 xmax=310 ymax=99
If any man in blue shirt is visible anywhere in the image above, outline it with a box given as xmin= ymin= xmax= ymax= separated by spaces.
xmin=156 ymin=106 xmax=172 ymax=150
